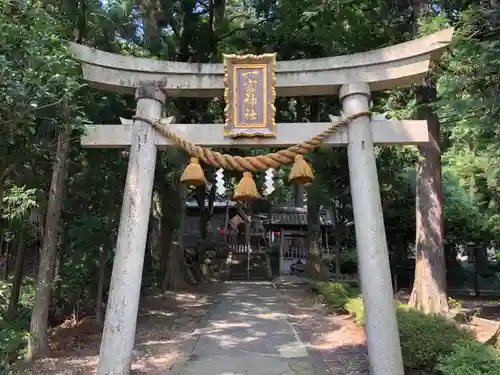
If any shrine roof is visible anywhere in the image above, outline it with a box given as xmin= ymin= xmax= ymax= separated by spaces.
xmin=264 ymin=208 xmax=333 ymax=227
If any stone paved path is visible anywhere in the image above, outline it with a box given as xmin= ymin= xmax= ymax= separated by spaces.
xmin=170 ymin=281 xmax=322 ymax=375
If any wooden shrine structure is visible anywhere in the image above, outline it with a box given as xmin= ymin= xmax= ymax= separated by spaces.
xmin=264 ymin=205 xmax=334 ymax=275
xmin=70 ymin=28 xmax=454 ymax=375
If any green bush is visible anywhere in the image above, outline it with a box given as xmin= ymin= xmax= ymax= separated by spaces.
xmin=0 ymin=317 xmax=29 ymax=373
xmin=345 ymin=296 xmax=364 ymax=325
xmin=310 ymin=281 xmax=357 ymax=313
xmin=342 ymin=298 xmax=472 ymax=371
xmin=0 ymin=280 xmax=33 ymax=372
xmin=436 ymin=339 xmax=500 ymax=375
xmin=327 ymin=251 xmax=358 ymax=274
xmin=396 ymin=305 xmax=471 ymax=370
xmin=313 ymin=282 xmax=500 ymax=374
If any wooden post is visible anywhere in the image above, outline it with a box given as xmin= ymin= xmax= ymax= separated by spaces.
xmin=340 ymin=83 xmax=404 ymax=375
xmin=325 ymin=227 xmax=330 ymax=255
xmin=279 ymin=229 xmax=284 ymax=275
xmin=224 ymin=201 xmax=229 ymax=241
xmin=96 ymin=83 xmax=166 ymax=375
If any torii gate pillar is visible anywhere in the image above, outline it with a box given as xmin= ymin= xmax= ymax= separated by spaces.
xmin=340 ymin=83 xmax=404 ymax=374
xmin=96 ymin=83 xmax=165 ymax=375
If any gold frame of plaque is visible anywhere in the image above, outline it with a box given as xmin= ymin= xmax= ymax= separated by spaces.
xmin=223 ymin=53 xmax=277 ymax=138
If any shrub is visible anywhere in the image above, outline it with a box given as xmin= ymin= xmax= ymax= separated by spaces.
xmin=343 ymin=299 xmax=472 ymax=372
xmin=309 ymin=280 xmax=322 ymax=293
xmin=0 ymin=318 xmax=29 ymax=372
xmin=0 ymin=280 xmax=33 ymax=371
xmin=436 ymin=339 xmax=500 ymax=375
xmin=345 ymin=296 xmax=364 ymax=325
xmin=311 ymin=282 xmax=498 ymax=373
xmin=396 ymin=305 xmax=471 ymax=371
xmin=310 ymin=281 xmax=357 ymax=313
xmin=447 ymin=297 xmax=463 ymax=309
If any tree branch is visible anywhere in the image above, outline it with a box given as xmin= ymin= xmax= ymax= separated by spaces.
xmin=219 ymin=18 xmax=273 ymax=40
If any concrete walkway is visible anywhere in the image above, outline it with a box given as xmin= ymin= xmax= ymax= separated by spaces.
xmin=170 ymin=281 xmax=320 ymax=375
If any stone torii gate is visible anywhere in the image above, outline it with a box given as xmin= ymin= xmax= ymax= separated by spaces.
xmin=70 ymin=28 xmax=453 ymax=375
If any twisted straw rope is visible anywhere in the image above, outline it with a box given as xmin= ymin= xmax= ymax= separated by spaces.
xmin=133 ymin=112 xmax=371 ymax=172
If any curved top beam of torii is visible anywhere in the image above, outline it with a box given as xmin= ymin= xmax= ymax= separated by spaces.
xmin=70 ymin=28 xmax=453 ymax=97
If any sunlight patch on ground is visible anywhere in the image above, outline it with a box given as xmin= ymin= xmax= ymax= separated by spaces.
xmin=192 ymin=327 xmax=224 ymax=335
xmin=139 ymin=310 xmax=175 ymax=317
xmin=277 ymin=341 xmax=309 ymax=358
xmin=255 ymin=312 xmax=287 ymax=320
xmin=204 ymin=333 xmax=249 ymax=348
xmin=212 ymin=321 xmax=253 ymax=328
xmin=175 ymin=292 xmax=203 ymax=301
xmin=136 ymin=338 xmax=184 ymax=346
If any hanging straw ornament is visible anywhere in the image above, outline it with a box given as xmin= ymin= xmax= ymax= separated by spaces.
xmin=288 ymin=155 xmax=314 ymax=185
xmin=180 ymin=157 xmax=206 ymax=187
xmin=233 ymin=172 xmax=261 ymax=201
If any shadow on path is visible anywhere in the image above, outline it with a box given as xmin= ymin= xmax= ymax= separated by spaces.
xmin=169 ymin=281 xmax=324 ymax=375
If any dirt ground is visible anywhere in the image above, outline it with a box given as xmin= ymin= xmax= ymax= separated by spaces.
xmin=276 ymin=284 xmax=369 ymax=375
xmin=23 ymin=282 xmax=500 ymax=375
xmin=31 ymin=284 xmax=222 ymax=375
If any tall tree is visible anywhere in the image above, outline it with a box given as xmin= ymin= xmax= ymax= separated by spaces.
xmin=29 ymin=124 xmax=73 ymax=358
xmin=306 ymin=182 xmax=327 ymax=280
xmin=408 ymin=1 xmax=448 ymax=313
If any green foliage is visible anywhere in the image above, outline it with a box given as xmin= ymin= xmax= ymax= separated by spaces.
xmin=0 ymin=322 xmax=29 ymax=372
xmin=345 ymin=297 xmax=473 ymax=371
xmin=344 ymin=296 xmax=364 ymax=325
xmin=396 ymin=305 xmax=471 ymax=370
xmin=311 ymin=281 xmax=358 ymax=313
xmin=0 ymin=0 xmax=85 ymax=137
xmin=437 ymin=5 xmax=500 ymax=247
xmin=314 ymin=284 xmax=500 ymax=373
xmin=0 ymin=282 xmax=9 ymax=313
xmin=436 ymin=339 xmax=500 ymax=375
xmin=447 ymin=297 xmax=463 ymax=310
xmin=1 ymin=186 xmax=38 ymax=222
xmin=326 ymin=251 xmax=358 ymax=274
xmin=0 ymin=280 xmax=30 ymax=372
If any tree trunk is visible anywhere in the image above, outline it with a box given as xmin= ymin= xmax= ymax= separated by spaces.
xmin=294 ymin=184 xmax=305 ymax=207
xmin=149 ymin=190 xmax=163 ymax=270
xmin=0 ymin=216 xmax=4 ymax=259
xmin=29 ymin=126 xmax=71 ymax=359
xmin=165 ymin=233 xmax=189 ymax=290
xmin=157 ymin=185 xmax=176 ymax=283
xmin=160 ymin=154 xmax=189 ymax=290
xmin=195 ymin=183 xmax=216 ymax=281
xmin=306 ymin=185 xmax=327 ymax=280
xmin=95 ymin=247 xmax=108 ymax=325
xmin=159 ymin=224 xmax=174 ymax=282
xmin=196 ymin=183 xmax=216 ymax=241
xmin=8 ymin=231 xmax=26 ymax=317
xmin=0 ymin=240 xmax=7 ymax=280
xmin=163 ymin=183 xmax=189 ymax=290
xmin=408 ymin=84 xmax=448 ymax=314
xmin=408 ymin=0 xmax=448 ymax=314
xmin=332 ymin=201 xmax=343 ymax=279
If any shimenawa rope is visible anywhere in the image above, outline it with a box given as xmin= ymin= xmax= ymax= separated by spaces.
xmin=132 ymin=111 xmax=371 ymax=172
